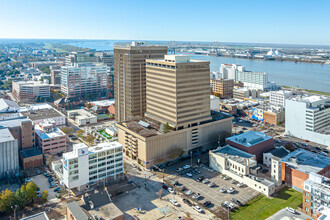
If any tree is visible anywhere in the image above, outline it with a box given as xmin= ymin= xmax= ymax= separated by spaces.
xmin=14 ymin=185 xmax=27 ymax=208
xmin=61 ymin=126 xmax=73 ymax=134
xmin=214 ymin=92 xmax=221 ymax=98
xmin=162 ymin=122 xmax=171 ymax=133
xmin=86 ymin=103 xmax=92 ymax=110
xmin=41 ymin=191 xmax=48 ymax=203
xmin=85 ymin=135 xmax=95 ymax=145
xmin=39 ymin=66 xmax=50 ymax=74
xmin=76 ymin=130 xmax=84 ymax=137
xmin=25 ymin=181 xmax=37 ymax=203
xmin=0 ymin=189 xmax=15 ymax=213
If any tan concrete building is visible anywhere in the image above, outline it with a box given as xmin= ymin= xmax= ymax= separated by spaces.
xmin=145 ymin=55 xmax=211 ymax=129
xmin=12 ymin=81 xmax=50 ymax=101
xmin=113 ymin=42 xmax=168 ymax=122
xmin=211 ymin=78 xmax=234 ymax=99
xmin=117 ymin=55 xmax=232 ymax=167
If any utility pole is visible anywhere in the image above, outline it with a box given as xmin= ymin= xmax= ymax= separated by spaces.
xmin=11 ymin=205 xmax=17 ymax=220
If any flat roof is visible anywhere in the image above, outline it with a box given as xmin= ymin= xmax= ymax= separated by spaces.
xmin=0 ymin=128 xmax=14 ymax=142
xmin=66 ymin=201 xmax=89 ymax=220
xmin=21 ymin=212 xmax=49 ymax=220
xmin=35 ymin=124 xmax=66 ymax=140
xmin=20 ymin=148 xmax=42 ymax=158
xmin=21 ymin=108 xmax=64 ymax=121
xmin=0 ymin=116 xmax=31 ymax=128
xmin=226 ymin=131 xmax=273 ymax=147
xmin=282 ymin=149 xmax=330 ymax=174
xmin=212 ymin=145 xmax=255 ymax=166
xmin=90 ymin=99 xmax=114 ymax=107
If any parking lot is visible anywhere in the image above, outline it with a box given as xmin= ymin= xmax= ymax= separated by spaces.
xmin=163 ymin=160 xmax=260 ymax=212
xmin=32 ymin=174 xmax=61 ymax=200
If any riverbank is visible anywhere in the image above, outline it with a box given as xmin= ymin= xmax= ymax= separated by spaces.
xmin=282 ymin=86 xmax=330 ymax=97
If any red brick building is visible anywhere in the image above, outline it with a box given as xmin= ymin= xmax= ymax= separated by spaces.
xmin=226 ymin=131 xmax=274 ymax=161
xmin=20 ymin=148 xmax=43 ymax=170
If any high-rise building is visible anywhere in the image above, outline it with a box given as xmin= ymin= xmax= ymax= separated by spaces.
xmin=61 ymin=63 xmax=108 ymax=98
xmin=219 ymin=64 xmax=244 ymax=80
xmin=65 ymin=52 xmax=99 ymax=66
xmin=50 ymin=65 xmax=61 ymax=85
xmin=117 ymin=55 xmax=233 ymax=168
xmin=285 ymin=96 xmax=330 ymax=145
xmin=237 ymin=71 xmax=269 ymax=90
xmin=145 ymin=55 xmax=211 ymax=129
xmin=0 ymin=128 xmax=19 ymax=177
xmin=113 ymin=42 xmax=168 ymax=122
xmin=211 ymin=78 xmax=234 ymax=99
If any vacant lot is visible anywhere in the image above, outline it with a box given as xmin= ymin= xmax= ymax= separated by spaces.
xmin=230 ymin=187 xmax=302 ymax=220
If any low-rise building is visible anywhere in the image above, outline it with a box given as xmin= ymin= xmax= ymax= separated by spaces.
xmin=12 ymin=81 xmax=50 ymax=101
xmin=269 ymin=90 xmax=293 ymax=107
xmin=220 ymin=103 xmax=237 ymax=115
xmin=35 ymin=119 xmax=67 ymax=155
xmin=263 ymin=147 xmax=289 ymax=167
xmin=210 ymin=95 xmax=220 ymax=112
xmin=281 ymin=149 xmax=330 ymax=191
xmin=21 ymin=212 xmax=49 ymax=220
xmin=226 ymin=131 xmax=274 ymax=161
xmin=53 ymin=142 xmax=123 ymax=190
xmin=0 ymin=128 xmax=19 ymax=177
xmin=67 ymin=109 xmax=97 ymax=126
xmin=303 ymin=173 xmax=330 ymax=216
xmin=20 ymin=148 xmax=43 ymax=170
xmin=316 ymin=206 xmax=330 ymax=220
xmin=54 ymin=97 xmax=83 ymax=110
xmin=245 ymin=106 xmax=285 ymax=125
xmin=209 ymin=145 xmax=275 ymax=196
xmin=233 ymin=88 xmax=260 ymax=100
xmin=211 ymin=78 xmax=234 ymax=99
xmin=20 ymin=103 xmax=66 ymax=126
xmin=89 ymin=99 xmax=115 ymax=114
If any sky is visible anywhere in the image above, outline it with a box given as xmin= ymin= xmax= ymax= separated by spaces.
xmin=1 ymin=0 xmax=330 ymax=45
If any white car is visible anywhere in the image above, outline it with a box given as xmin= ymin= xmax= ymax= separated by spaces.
xmin=186 ymin=190 xmax=193 ymax=196
xmin=202 ymin=178 xmax=209 ymax=184
xmin=237 ymin=182 xmax=244 ymax=188
xmin=286 ymin=207 xmax=296 ymax=214
xmin=230 ymin=179 xmax=236 ymax=184
xmin=186 ymin=172 xmax=193 ymax=177
xmin=227 ymin=187 xmax=235 ymax=194
xmin=193 ymin=206 xmax=203 ymax=213
xmin=220 ymin=187 xmax=227 ymax=193
xmin=222 ymin=175 xmax=228 ymax=180
xmin=170 ymin=199 xmax=179 ymax=206
xmin=183 ymin=165 xmax=191 ymax=169
xmin=192 ymin=193 xmax=201 ymax=199
xmin=168 ymin=187 xmax=175 ymax=194
xmin=208 ymin=182 xmax=215 ymax=187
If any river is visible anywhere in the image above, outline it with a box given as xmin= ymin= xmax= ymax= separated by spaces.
xmin=65 ymin=40 xmax=330 ymax=92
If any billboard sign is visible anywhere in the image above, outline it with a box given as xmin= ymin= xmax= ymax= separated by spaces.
xmin=252 ymin=108 xmax=264 ymax=121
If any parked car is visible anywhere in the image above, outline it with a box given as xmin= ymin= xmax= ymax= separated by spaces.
xmin=176 ymin=168 xmax=183 ymax=172
xmin=193 ymin=206 xmax=203 ymax=213
xmin=162 ymin=184 xmax=168 ymax=190
xmin=202 ymin=178 xmax=209 ymax=184
xmin=180 ymin=186 xmax=187 ymax=192
xmin=208 ymin=182 xmax=215 ymax=187
xmin=194 ymin=169 xmax=201 ymax=174
xmin=183 ymin=198 xmax=192 ymax=206
xmin=183 ymin=165 xmax=191 ymax=170
xmin=170 ymin=199 xmax=179 ymax=206
xmin=227 ymin=187 xmax=235 ymax=194
xmin=222 ymin=175 xmax=228 ymax=180
xmin=231 ymin=199 xmax=241 ymax=205
xmin=24 ymin=178 xmax=33 ymax=183
xmin=203 ymin=201 xmax=212 ymax=207
xmin=186 ymin=190 xmax=193 ymax=196
xmin=262 ymin=168 xmax=269 ymax=173
xmin=230 ymin=179 xmax=236 ymax=184
xmin=49 ymin=184 xmax=56 ymax=188
xmin=237 ymin=182 xmax=244 ymax=188
xmin=168 ymin=188 xmax=175 ymax=194
xmin=197 ymin=176 xmax=204 ymax=182
xmin=186 ymin=172 xmax=193 ymax=177
xmin=192 ymin=193 xmax=201 ymax=200
xmin=54 ymin=187 xmax=61 ymax=192
xmin=286 ymin=207 xmax=296 ymax=214
xmin=220 ymin=187 xmax=227 ymax=193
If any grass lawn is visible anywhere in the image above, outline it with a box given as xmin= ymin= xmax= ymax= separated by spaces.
xmin=44 ymin=43 xmax=67 ymax=53
xmin=230 ymin=187 xmax=302 ymax=220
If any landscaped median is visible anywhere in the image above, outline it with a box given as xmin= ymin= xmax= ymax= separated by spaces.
xmin=230 ymin=187 xmax=302 ymax=220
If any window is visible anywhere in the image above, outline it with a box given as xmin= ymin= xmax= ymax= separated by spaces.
xmin=305 ymin=207 xmax=309 ymax=212
xmin=305 ymin=192 xmax=309 ymax=197
xmin=305 ymin=199 xmax=309 ymax=203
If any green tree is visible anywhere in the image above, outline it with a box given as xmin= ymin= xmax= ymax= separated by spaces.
xmin=86 ymin=103 xmax=92 ymax=110
xmin=12 ymin=61 xmax=22 ymax=69
xmin=0 ymin=189 xmax=15 ymax=213
xmin=85 ymin=135 xmax=95 ymax=145
xmin=14 ymin=185 xmax=27 ymax=208
xmin=25 ymin=181 xmax=37 ymax=203
xmin=61 ymin=126 xmax=73 ymax=134
xmin=39 ymin=66 xmax=50 ymax=74
xmin=162 ymin=122 xmax=171 ymax=133
xmin=41 ymin=191 xmax=48 ymax=203
xmin=76 ymin=130 xmax=84 ymax=137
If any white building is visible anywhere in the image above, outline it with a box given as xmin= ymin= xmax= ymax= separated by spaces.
xmin=0 ymin=128 xmax=19 ymax=177
xmin=210 ymin=95 xmax=220 ymax=112
xmin=237 ymin=71 xmax=269 ymax=90
xmin=209 ymin=145 xmax=275 ymax=196
xmin=67 ymin=109 xmax=97 ymax=126
xmin=263 ymin=147 xmax=289 ymax=167
xmin=285 ymin=96 xmax=330 ymax=145
xmin=269 ymin=90 xmax=293 ymax=107
xmin=12 ymin=80 xmax=50 ymax=101
xmin=220 ymin=64 xmax=245 ymax=80
xmin=53 ymin=142 xmax=123 ymax=190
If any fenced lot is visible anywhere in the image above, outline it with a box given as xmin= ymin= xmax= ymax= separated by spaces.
xmin=230 ymin=187 xmax=303 ymax=220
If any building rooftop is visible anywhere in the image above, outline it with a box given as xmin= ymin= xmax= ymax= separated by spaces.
xmin=282 ymin=149 xmax=330 ymax=174
xmin=35 ymin=123 xmax=66 ymax=140
xmin=0 ymin=128 xmax=14 ymax=143
xmin=0 ymin=116 xmax=31 ymax=128
xmin=90 ymin=99 xmax=114 ymax=107
xmin=20 ymin=148 xmax=42 ymax=159
xmin=213 ymin=145 xmax=255 ymax=165
xmin=0 ymin=98 xmax=20 ymax=112
xmin=13 ymin=80 xmax=49 ymax=87
xmin=304 ymin=173 xmax=330 ymax=196
xmin=68 ymin=109 xmax=97 ymax=120
xmin=266 ymin=147 xmax=289 ymax=158
xmin=19 ymin=103 xmax=54 ymax=112
xmin=21 ymin=108 xmax=64 ymax=121
xmin=66 ymin=201 xmax=89 ymax=220
xmin=226 ymin=131 xmax=273 ymax=147
xmin=21 ymin=212 xmax=49 ymax=220
xmin=316 ymin=206 xmax=330 ymax=220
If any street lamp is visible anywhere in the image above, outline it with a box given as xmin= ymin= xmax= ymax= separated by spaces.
xmin=11 ymin=205 xmax=18 ymax=220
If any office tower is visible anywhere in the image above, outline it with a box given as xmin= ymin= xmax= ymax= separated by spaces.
xmin=237 ymin=71 xmax=269 ymax=90
xmin=61 ymin=63 xmax=108 ymax=98
xmin=113 ymin=42 xmax=168 ymax=122
xmin=50 ymin=65 xmax=61 ymax=85
xmin=65 ymin=52 xmax=99 ymax=66
xmin=211 ymin=79 xmax=234 ymax=99
xmin=145 ymin=55 xmax=211 ymax=129
xmin=285 ymin=96 xmax=330 ymax=145
xmin=219 ymin=64 xmax=244 ymax=80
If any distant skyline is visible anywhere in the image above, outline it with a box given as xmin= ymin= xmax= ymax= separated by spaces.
xmin=1 ymin=0 xmax=330 ymax=45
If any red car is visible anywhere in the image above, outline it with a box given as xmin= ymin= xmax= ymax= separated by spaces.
xmin=305 ymin=140 xmax=309 ymax=142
